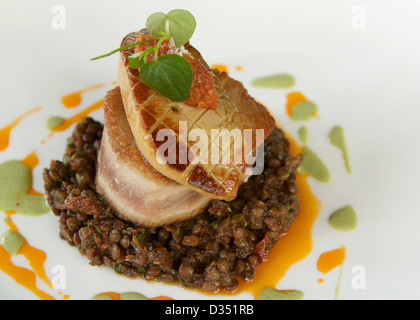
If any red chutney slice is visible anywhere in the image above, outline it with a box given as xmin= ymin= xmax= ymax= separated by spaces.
xmin=134 ymin=34 xmax=218 ymax=110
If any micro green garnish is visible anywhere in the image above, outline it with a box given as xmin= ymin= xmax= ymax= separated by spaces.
xmin=147 ymin=9 xmax=196 ymax=47
xmin=91 ymin=9 xmax=196 ymax=102
xmin=90 ymin=38 xmax=158 ymax=61
xmin=139 ymin=54 xmax=193 ymax=101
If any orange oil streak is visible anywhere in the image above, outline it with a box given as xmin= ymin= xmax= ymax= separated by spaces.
xmin=0 ymin=246 xmax=54 ymax=300
xmin=98 ymin=292 xmax=122 ymax=300
xmin=317 ymin=246 xmax=346 ymax=274
xmin=20 ymin=151 xmax=44 ymax=196
xmin=211 ymin=64 xmax=229 ymax=73
xmin=95 ymin=292 xmax=174 ymax=300
xmin=0 ymin=107 xmax=41 ymax=152
xmin=218 ymin=131 xmax=321 ymax=299
xmin=51 ymin=99 xmax=104 ymax=132
xmin=232 ymin=173 xmax=320 ymax=298
xmin=1 ymin=211 xmax=54 ymax=299
xmin=285 ymin=91 xmax=319 ymax=119
xmin=61 ymin=83 xmax=104 ymax=108
xmin=149 ymin=296 xmax=175 ymax=300
xmin=285 ymin=92 xmax=307 ymax=117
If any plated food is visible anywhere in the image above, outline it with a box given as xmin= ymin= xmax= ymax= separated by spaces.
xmin=42 ymin=10 xmax=303 ymax=292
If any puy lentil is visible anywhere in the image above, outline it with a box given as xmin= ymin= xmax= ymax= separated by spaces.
xmin=43 ymin=117 xmax=302 ymax=293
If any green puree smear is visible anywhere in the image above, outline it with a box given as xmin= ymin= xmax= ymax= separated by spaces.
xmin=298 ymin=146 xmax=330 ymax=183
xmin=0 ymin=160 xmax=49 ymax=216
xmin=90 ymin=294 xmax=113 ymax=300
xmin=45 ymin=116 xmax=64 ymax=130
xmin=119 ymin=292 xmax=148 ymax=300
xmin=298 ymin=126 xmax=309 ymax=145
xmin=257 ymin=287 xmax=303 ymax=300
xmin=91 ymin=292 xmax=148 ymax=300
xmin=291 ymin=101 xmax=317 ymax=121
xmin=329 ymin=205 xmax=357 ymax=231
xmin=328 ymin=125 xmax=351 ymax=173
xmin=251 ymin=74 xmax=295 ymax=89
xmin=1 ymin=230 xmax=25 ymax=255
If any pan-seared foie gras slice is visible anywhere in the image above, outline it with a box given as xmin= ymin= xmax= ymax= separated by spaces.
xmin=118 ymin=30 xmax=275 ymax=200
xmin=96 ymin=86 xmax=211 ymax=227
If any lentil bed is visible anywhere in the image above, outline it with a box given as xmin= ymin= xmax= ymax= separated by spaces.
xmin=43 ymin=117 xmax=302 ymax=293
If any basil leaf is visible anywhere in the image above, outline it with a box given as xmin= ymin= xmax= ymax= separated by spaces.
xmin=146 ymin=9 xmax=196 ymax=47
xmin=128 ymin=52 xmax=145 ymax=69
xmin=139 ymin=54 xmax=192 ymax=102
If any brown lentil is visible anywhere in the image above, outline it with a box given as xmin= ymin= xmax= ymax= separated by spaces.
xmin=43 ymin=117 xmax=302 ymax=293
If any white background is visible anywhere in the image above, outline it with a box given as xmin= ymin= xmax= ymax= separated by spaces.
xmin=0 ymin=0 xmax=420 ymax=300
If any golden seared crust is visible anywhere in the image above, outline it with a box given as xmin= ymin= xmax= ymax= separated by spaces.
xmin=103 ymin=86 xmax=174 ymax=185
xmin=96 ymin=87 xmax=211 ymax=227
xmin=212 ymin=69 xmax=275 ymax=143
xmin=118 ymin=30 xmax=274 ymax=200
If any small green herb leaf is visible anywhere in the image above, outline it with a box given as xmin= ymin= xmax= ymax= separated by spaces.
xmin=146 ymin=12 xmax=167 ymax=37
xmin=128 ymin=52 xmax=145 ymax=69
xmin=146 ymin=9 xmax=196 ymax=47
xmin=166 ymin=9 xmax=196 ymax=47
xmin=139 ymin=54 xmax=192 ymax=101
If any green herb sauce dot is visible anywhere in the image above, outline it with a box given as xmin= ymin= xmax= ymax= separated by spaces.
xmin=328 ymin=205 xmax=357 ymax=231
xmin=251 ymin=74 xmax=295 ymax=89
xmin=298 ymin=126 xmax=309 ymax=145
xmin=0 ymin=160 xmax=49 ymax=216
xmin=298 ymin=147 xmax=330 ymax=183
xmin=120 ymin=292 xmax=148 ymax=300
xmin=257 ymin=287 xmax=303 ymax=300
xmin=45 ymin=116 xmax=64 ymax=130
xmin=291 ymin=101 xmax=317 ymax=121
xmin=1 ymin=230 xmax=25 ymax=255
xmin=328 ymin=125 xmax=351 ymax=173
xmin=90 ymin=294 xmax=114 ymax=300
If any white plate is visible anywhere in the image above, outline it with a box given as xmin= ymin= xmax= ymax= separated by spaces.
xmin=1 ymin=0 xmax=420 ymax=300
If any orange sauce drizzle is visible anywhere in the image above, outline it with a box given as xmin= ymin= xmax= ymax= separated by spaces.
xmin=210 ymin=64 xmax=243 ymax=73
xmin=219 ymin=131 xmax=321 ymax=298
xmin=232 ymin=173 xmax=320 ymax=298
xmin=95 ymin=292 xmax=174 ymax=300
xmin=285 ymin=92 xmax=307 ymax=117
xmin=98 ymin=291 xmax=122 ymax=300
xmin=51 ymin=99 xmax=104 ymax=133
xmin=61 ymin=83 xmax=104 ymax=108
xmin=20 ymin=151 xmax=44 ymax=196
xmin=1 ymin=211 xmax=54 ymax=300
xmin=316 ymin=246 xmax=346 ymax=275
xmin=0 ymin=151 xmax=55 ymax=299
xmin=211 ymin=64 xmax=229 ymax=73
xmin=0 ymin=85 xmax=321 ymax=300
xmin=94 ymin=144 xmax=319 ymax=301
xmin=149 ymin=296 xmax=175 ymax=300
xmin=0 ymin=107 xmax=41 ymax=152
xmin=285 ymin=91 xmax=319 ymax=119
